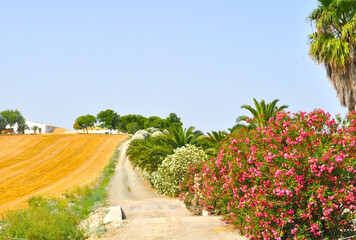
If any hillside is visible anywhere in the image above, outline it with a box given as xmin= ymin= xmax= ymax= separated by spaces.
xmin=0 ymin=134 xmax=127 ymax=213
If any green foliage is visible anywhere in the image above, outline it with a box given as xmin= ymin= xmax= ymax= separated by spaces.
xmin=235 ymin=98 xmax=288 ymax=128
xmin=166 ymin=113 xmax=181 ymax=125
xmin=308 ymin=0 xmax=356 ymax=68
xmin=31 ymin=126 xmax=39 ymax=134
xmin=126 ymin=122 xmax=141 ymax=134
xmin=152 ymin=144 xmax=207 ymax=197
xmin=117 ymin=114 xmax=146 ymax=133
xmin=127 ymin=135 xmax=174 ymax=173
xmin=144 ymin=116 xmax=165 ymax=129
xmin=97 ymin=109 xmax=119 ymax=133
xmin=73 ymin=122 xmax=82 ymax=131
xmin=117 ymin=113 xmax=183 ymax=134
xmin=75 ymin=111 xmax=183 ymax=134
xmin=0 ymin=116 xmax=7 ymax=133
xmin=198 ymin=130 xmax=227 ymax=158
xmin=308 ymin=0 xmax=356 ymax=110
xmin=17 ymin=118 xmax=28 ymax=134
xmin=74 ymin=114 xmax=97 ymax=133
xmin=167 ymin=125 xmax=203 ymax=148
xmin=1 ymin=197 xmax=84 ymax=240
xmin=0 ymin=109 xmax=26 ymax=133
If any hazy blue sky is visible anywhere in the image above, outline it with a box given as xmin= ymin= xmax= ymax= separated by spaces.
xmin=0 ymin=1 xmax=347 ymax=132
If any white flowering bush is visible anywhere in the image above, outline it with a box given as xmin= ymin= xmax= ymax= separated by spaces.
xmin=131 ymin=130 xmax=150 ymax=140
xmin=162 ymin=129 xmax=170 ymax=135
xmin=152 ymin=144 xmax=207 ymax=197
xmin=151 ymin=131 xmax=164 ymax=138
xmin=142 ymin=169 xmax=155 ymax=184
xmin=146 ymin=127 xmax=159 ymax=133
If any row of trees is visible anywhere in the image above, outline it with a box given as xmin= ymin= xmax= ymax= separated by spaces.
xmin=73 ymin=110 xmax=183 ymax=134
xmin=0 ymin=109 xmax=26 ymax=134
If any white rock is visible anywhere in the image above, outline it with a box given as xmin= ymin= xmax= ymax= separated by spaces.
xmin=104 ymin=206 xmax=124 ymax=224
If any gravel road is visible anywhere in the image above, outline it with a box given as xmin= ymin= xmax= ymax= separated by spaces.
xmin=101 ymin=140 xmax=248 ymax=240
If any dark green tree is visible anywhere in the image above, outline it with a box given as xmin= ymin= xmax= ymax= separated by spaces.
xmin=0 ymin=109 xmax=25 ymax=133
xmin=165 ymin=113 xmax=183 ymax=128
xmin=17 ymin=118 xmax=29 ymax=134
xmin=0 ymin=116 xmax=7 ymax=133
xmin=117 ymin=114 xmax=146 ymax=133
xmin=97 ymin=109 xmax=119 ymax=133
xmin=126 ymin=122 xmax=141 ymax=134
xmin=144 ymin=116 xmax=165 ymax=129
xmin=75 ymin=114 xmax=97 ymax=133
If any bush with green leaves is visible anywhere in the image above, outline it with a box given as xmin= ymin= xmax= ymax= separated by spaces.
xmin=0 ymin=196 xmax=84 ymax=240
xmin=152 ymin=144 xmax=207 ymax=197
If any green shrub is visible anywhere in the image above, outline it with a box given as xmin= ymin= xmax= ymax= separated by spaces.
xmin=1 ymin=196 xmax=84 ymax=240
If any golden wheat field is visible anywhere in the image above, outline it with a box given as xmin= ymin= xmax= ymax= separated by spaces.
xmin=0 ymin=134 xmax=127 ymax=213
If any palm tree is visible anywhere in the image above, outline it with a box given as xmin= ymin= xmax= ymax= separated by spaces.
xmin=167 ymin=126 xmax=203 ymax=148
xmin=127 ymin=126 xmax=204 ymax=173
xmin=127 ymin=136 xmax=174 ymax=173
xmin=235 ymin=98 xmax=288 ymax=128
xmin=199 ymin=130 xmax=227 ymax=157
xmin=308 ymin=0 xmax=356 ymax=111
xmin=31 ymin=126 xmax=39 ymax=134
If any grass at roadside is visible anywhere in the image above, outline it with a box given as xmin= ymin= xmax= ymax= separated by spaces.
xmin=0 ymin=143 xmax=122 ymax=240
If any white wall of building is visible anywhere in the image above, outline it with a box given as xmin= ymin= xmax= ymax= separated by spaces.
xmin=5 ymin=120 xmax=58 ymax=134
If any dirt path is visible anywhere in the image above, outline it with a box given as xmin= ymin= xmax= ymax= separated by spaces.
xmin=101 ymin=140 xmax=248 ymax=240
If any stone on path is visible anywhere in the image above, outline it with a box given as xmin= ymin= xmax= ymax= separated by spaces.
xmin=103 ymin=206 xmax=124 ymax=224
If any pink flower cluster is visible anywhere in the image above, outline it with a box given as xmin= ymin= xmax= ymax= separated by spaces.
xmin=180 ymin=109 xmax=356 ymax=239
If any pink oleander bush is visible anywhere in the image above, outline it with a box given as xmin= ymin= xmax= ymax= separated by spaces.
xmin=180 ymin=110 xmax=356 ymax=239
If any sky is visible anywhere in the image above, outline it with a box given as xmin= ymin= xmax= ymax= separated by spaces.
xmin=0 ymin=1 xmax=348 ymax=133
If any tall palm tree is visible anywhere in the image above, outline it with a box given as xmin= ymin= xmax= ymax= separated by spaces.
xmin=235 ymin=98 xmax=288 ymax=128
xmin=308 ymin=0 xmax=356 ymax=111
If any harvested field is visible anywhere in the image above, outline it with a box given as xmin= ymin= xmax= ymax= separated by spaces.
xmin=52 ymin=127 xmax=70 ymax=134
xmin=0 ymin=134 xmax=127 ymax=213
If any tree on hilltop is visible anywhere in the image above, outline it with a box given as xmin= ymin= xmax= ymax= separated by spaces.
xmin=74 ymin=115 xmax=97 ymax=133
xmin=97 ymin=109 xmax=119 ymax=134
xmin=0 ymin=109 xmax=26 ymax=133
xmin=165 ymin=113 xmax=182 ymax=128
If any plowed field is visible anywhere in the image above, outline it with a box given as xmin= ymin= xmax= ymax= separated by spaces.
xmin=0 ymin=134 xmax=126 ymax=213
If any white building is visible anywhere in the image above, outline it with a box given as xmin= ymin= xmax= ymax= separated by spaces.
xmin=5 ymin=120 xmax=58 ymax=134
xmin=24 ymin=120 xmax=58 ymax=134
